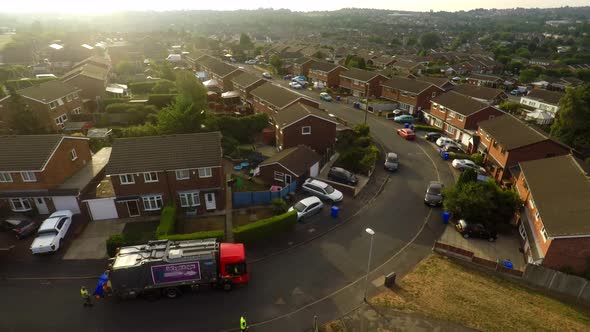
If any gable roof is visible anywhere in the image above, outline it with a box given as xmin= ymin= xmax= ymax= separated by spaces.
xmin=478 ymin=114 xmax=550 ymax=150
xmin=340 ymin=68 xmax=386 ymax=82
xmin=260 ymin=145 xmax=320 ymax=176
xmin=273 ymin=102 xmax=338 ymax=128
xmin=105 ymin=132 xmax=222 ymax=174
xmin=18 ymin=80 xmax=80 ymax=104
xmin=525 ymin=89 xmax=564 ymax=105
xmin=382 ymin=76 xmax=434 ymax=94
xmin=309 ymin=61 xmax=344 ymax=73
xmin=292 ymin=57 xmax=315 ymax=65
xmin=250 ymin=83 xmax=303 ymax=109
xmin=62 ymin=63 xmax=109 ymax=82
xmin=372 ymin=55 xmax=395 ymax=65
xmin=392 ymin=59 xmax=422 ymax=69
xmin=519 ymin=155 xmax=590 ymax=237
xmin=431 ymin=91 xmax=489 ymax=116
xmin=72 ymin=55 xmax=111 ymax=70
xmin=203 ymin=59 xmax=240 ymax=77
xmin=0 ymin=135 xmax=86 ymax=171
xmin=417 ymin=76 xmax=453 ymax=89
xmin=231 ymin=72 xmax=264 ymax=88
xmin=467 ymin=73 xmax=502 ymax=82
xmin=453 ymin=84 xmax=506 ymax=101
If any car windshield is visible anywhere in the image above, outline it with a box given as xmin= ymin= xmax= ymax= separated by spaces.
xmin=428 ymin=186 xmax=441 ymax=195
xmin=325 ymin=185 xmax=335 ymax=194
xmin=293 ymin=202 xmax=307 ymax=212
xmin=387 ymin=155 xmax=398 ymax=163
xmin=37 ymin=229 xmax=57 ymax=236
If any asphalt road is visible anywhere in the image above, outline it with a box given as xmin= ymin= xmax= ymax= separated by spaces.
xmin=0 ymin=69 xmax=456 ymax=332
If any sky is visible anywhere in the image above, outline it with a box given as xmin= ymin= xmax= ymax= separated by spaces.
xmin=0 ymin=0 xmax=588 ymax=14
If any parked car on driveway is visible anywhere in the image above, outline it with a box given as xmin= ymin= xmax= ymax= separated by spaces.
xmin=397 ymin=128 xmax=416 ymax=140
xmin=424 ymin=132 xmax=442 ymax=142
xmin=319 ymin=92 xmax=332 ymax=101
xmin=451 ymin=159 xmax=486 ymax=173
xmin=392 ymin=109 xmax=408 ymax=116
xmin=393 ymin=114 xmax=415 ymax=123
xmin=436 ymin=136 xmax=456 ymax=147
xmin=2 ymin=216 xmax=39 ymax=239
xmin=262 ymin=72 xmax=272 ymax=79
xmin=328 ymin=167 xmax=358 ymax=186
xmin=424 ymin=181 xmax=444 ymax=206
xmin=455 ymin=219 xmax=497 ymax=241
xmin=302 ymin=178 xmax=344 ymax=203
xmin=442 ymin=144 xmax=463 ymax=154
xmin=283 ymin=74 xmax=293 ymax=80
xmin=384 ymin=152 xmax=399 ymax=171
xmin=30 ymin=210 xmax=73 ymax=254
xmin=289 ymin=82 xmax=303 ymax=89
xmin=245 ymin=59 xmax=257 ymax=65
xmin=288 ymin=196 xmax=323 ymax=221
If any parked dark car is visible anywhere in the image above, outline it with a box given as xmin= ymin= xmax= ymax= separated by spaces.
xmin=328 ymin=167 xmax=358 ymax=186
xmin=442 ymin=144 xmax=463 ymax=154
xmin=424 ymin=132 xmax=442 ymax=142
xmin=455 ymin=219 xmax=497 ymax=241
xmin=424 ymin=181 xmax=444 ymax=206
xmin=2 ymin=217 xmax=40 ymax=239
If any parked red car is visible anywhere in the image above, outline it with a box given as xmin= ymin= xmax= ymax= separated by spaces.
xmin=397 ymin=128 xmax=416 ymax=140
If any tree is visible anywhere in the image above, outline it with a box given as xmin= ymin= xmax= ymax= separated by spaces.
xmin=7 ymin=93 xmax=48 ymax=134
xmin=269 ymin=55 xmax=284 ymax=75
xmin=550 ymin=84 xmax=590 ymax=154
xmin=519 ymin=68 xmax=540 ymax=83
xmin=239 ymin=33 xmax=254 ymax=50
xmin=577 ymin=69 xmax=590 ymax=82
xmin=406 ymin=36 xmax=418 ymax=46
xmin=499 ymin=101 xmax=521 ymax=114
xmin=419 ymin=32 xmax=441 ymax=50
xmin=116 ymin=61 xmax=136 ymax=76
xmin=158 ymin=62 xmax=175 ymax=81
xmin=345 ymin=55 xmax=366 ymax=70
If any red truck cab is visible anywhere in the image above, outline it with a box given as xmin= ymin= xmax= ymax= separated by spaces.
xmin=219 ymin=243 xmax=249 ymax=285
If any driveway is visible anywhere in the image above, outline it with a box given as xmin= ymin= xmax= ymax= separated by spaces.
xmin=63 ymin=220 xmax=124 ymax=260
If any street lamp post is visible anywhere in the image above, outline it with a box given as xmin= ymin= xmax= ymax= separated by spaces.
xmin=364 ymin=228 xmax=375 ymax=302
xmin=363 ymin=82 xmax=369 ymax=125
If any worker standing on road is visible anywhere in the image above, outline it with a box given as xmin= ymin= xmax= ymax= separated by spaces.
xmin=80 ymin=286 xmax=93 ymax=307
xmin=240 ymin=315 xmax=247 ymax=332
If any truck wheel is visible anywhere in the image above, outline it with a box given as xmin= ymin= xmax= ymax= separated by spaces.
xmin=164 ymin=287 xmax=181 ymax=299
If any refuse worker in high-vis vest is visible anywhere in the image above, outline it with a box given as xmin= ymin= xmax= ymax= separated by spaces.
xmin=240 ymin=316 xmax=247 ymax=332
xmin=80 ymin=286 xmax=93 ymax=307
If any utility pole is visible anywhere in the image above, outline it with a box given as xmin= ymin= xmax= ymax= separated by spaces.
xmin=363 ymin=81 xmax=370 ymax=125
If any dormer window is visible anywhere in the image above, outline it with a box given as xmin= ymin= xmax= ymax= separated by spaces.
xmin=49 ymin=101 xmax=58 ymax=109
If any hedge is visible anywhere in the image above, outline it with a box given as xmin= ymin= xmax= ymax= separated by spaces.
xmin=159 ymin=230 xmax=224 ymax=242
xmin=129 ymin=80 xmax=173 ymax=94
xmin=106 ymin=234 xmax=129 ymax=257
xmin=101 ymin=98 xmax=130 ymax=110
xmin=105 ymin=103 xmax=137 ymax=113
xmin=413 ymin=124 xmax=442 ymax=133
xmin=448 ymin=152 xmax=471 ymax=160
xmin=233 ymin=210 xmax=297 ymax=244
xmin=147 ymin=94 xmax=177 ymax=108
xmin=4 ymin=77 xmax=56 ymax=90
xmin=155 ymin=205 xmax=176 ymax=238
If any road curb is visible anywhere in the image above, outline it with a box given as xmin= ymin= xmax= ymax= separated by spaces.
xmin=4 ymin=275 xmax=100 ymax=281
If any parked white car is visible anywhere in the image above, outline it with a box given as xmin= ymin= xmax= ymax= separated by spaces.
xmin=288 ymin=196 xmax=324 ymax=221
xmin=289 ymin=82 xmax=303 ymax=89
xmin=436 ymin=137 xmax=456 ymax=147
xmin=245 ymin=59 xmax=257 ymax=65
xmin=30 ymin=210 xmax=73 ymax=254
xmin=302 ymin=179 xmax=344 ymax=203
xmin=451 ymin=159 xmax=486 ymax=173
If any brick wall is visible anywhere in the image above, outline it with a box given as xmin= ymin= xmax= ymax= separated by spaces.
xmin=280 ymin=116 xmax=336 ymax=155
xmin=258 ymin=163 xmax=300 ymax=187
xmin=543 ymin=237 xmax=590 ymax=274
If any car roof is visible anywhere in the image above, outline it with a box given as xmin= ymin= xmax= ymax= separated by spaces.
xmin=387 ymin=152 xmax=398 ymax=158
xmin=38 ymin=217 xmax=62 ymax=231
xmin=429 ymin=181 xmax=443 ymax=188
xmin=306 ymin=178 xmax=328 ymax=188
xmin=299 ymin=196 xmax=322 ymax=206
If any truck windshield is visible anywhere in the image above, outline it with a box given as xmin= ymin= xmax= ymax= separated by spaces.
xmin=226 ymin=262 xmax=247 ymax=276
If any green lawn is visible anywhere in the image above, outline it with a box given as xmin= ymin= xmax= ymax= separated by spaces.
xmin=0 ymin=35 xmax=13 ymax=50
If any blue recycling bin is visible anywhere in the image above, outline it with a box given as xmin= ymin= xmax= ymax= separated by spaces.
xmin=443 ymin=152 xmax=450 ymax=160
xmin=336 ymin=95 xmax=341 ymax=101
xmin=501 ymin=260 xmax=514 ymax=269
xmin=442 ymin=211 xmax=450 ymax=224
xmin=331 ymin=205 xmax=339 ymax=218
xmin=354 ymin=102 xmax=360 ymax=109
xmin=410 ymin=125 xmax=415 ymax=130
xmin=404 ymin=122 xmax=409 ymax=128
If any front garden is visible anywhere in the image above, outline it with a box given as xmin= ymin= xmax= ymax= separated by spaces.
xmin=334 ymin=124 xmax=380 ymax=174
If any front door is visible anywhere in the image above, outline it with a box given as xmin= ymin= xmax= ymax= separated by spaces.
xmin=205 ymin=193 xmax=216 ymax=211
xmin=34 ymin=197 xmax=49 ymax=214
xmin=126 ymin=201 xmax=140 ymax=217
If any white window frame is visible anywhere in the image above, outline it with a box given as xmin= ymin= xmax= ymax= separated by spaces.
xmin=175 ymin=169 xmax=190 ymax=180
xmin=70 ymin=149 xmax=78 ymax=161
xmin=179 ymin=192 xmax=200 ymax=207
xmin=534 ymin=210 xmax=540 ymax=221
xmin=55 ymin=114 xmax=68 ymax=127
xmin=198 ymin=167 xmax=212 ymax=178
xmin=528 ymin=198 xmax=535 ymax=210
xmin=274 ymin=171 xmax=285 ymax=182
xmin=431 ymin=92 xmax=437 ymax=98
xmin=446 ymin=125 xmax=456 ymax=135
xmin=448 ymin=111 xmax=456 ymax=118
xmin=540 ymin=226 xmax=548 ymax=242
xmin=485 ymin=134 xmax=491 ymax=141
xmin=49 ymin=101 xmax=58 ymax=109
xmin=66 ymin=94 xmax=73 ymax=102
xmin=142 ymin=195 xmax=163 ymax=211
xmin=9 ymin=198 xmax=32 ymax=212
xmin=21 ymin=171 xmax=37 ymax=182
xmin=457 ymin=114 xmax=465 ymax=121
xmin=119 ymin=174 xmax=135 ymax=185
xmin=434 ymin=119 xmax=443 ymax=128
xmin=0 ymin=172 xmax=12 ymax=183
xmin=72 ymin=107 xmax=81 ymax=114
xmin=143 ymin=172 xmax=159 ymax=183
xmin=73 ymin=92 xmax=79 ymax=99
xmin=301 ymin=126 xmax=311 ymax=135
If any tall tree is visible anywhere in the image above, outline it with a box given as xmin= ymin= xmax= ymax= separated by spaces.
xmin=419 ymin=32 xmax=441 ymax=50
xmin=550 ymin=84 xmax=590 ymax=154
xmin=7 ymin=93 xmax=48 ymax=134
xmin=269 ymin=55 xmax=284 ymax=75
xmin=239 ymin=33 xmax=254 ymax=50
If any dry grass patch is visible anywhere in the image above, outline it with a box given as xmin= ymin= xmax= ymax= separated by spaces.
xmin=372 ymin=254 xmax=590 ymax=332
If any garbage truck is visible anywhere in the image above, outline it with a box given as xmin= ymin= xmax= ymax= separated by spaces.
xmin=107 ymin=239 xmax=249 ymax=299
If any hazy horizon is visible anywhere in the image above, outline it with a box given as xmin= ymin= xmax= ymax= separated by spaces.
xmin=0 ymin=0 xmax=589 ymax=14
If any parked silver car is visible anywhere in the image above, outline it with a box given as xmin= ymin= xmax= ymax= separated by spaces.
xmin=384 ymin=152 xmax=399 ymax=171
xmin=288 ymin=196 xmax=324 ymax=221
xmin=302 ymin=179 xmax=343 ymax=203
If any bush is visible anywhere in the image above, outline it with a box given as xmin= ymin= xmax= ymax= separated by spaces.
xmin=105 ymin=103 xmax=135 ymax=113
xmin=413 ymin=124 xmax=442 ymax=133
xmin=448 ymin=152 xmax=470 ymax=160
xmin=271 ymin=198 xmax=288 ymax=215
xmin=471 ymin=153 xmax=484 ymax=165
xmin=129 ymin=80 xmax=173 ymax=95
xmin=115 ymin=123 xmax=159 ymax=137
xmin=106 ymin=234 xmax=128 ymax=257
xmin=206 ymin=113 xmax=269 ymax=143
xmin=155 ymin=205 xmax=176 ymax=238
xmin=147 ymin=94 xmax=177 ymax=109
xmin=4 ymin=77 xmax=56 ymax=90
xmin=233 ymin=210 xmax=297 ymax=244
xmin=160 ymin=230 xmax=224 ymax=242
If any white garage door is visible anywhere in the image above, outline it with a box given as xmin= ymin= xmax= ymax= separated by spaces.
xmin=86 ymin=198 xmax=118 ymax=221
xmin=309 ymin=162 xmax=320 ymax=177
xmin=51 ymin=196 xmax=81 ymax=214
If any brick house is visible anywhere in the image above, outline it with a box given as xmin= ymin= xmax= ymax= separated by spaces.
xmin=256 ymin=145 xmax=321 ymax=187
xmin=250 ymin=83 xmax=319 ymax=116
xmin=290 ymin=57 xmax=316 ymax=77
xmin=427 ymin=91 xmax=505 ymax=149
xmin=476 ymin=114 xmax=570 ymax=184
xmin=380 ymin=76 xmax=444 ymax=115
xmin=0 ymin=135 xmax=108 ymax=216
xmin=520 ymin=89 xmax=564 ymax=116
xmin=391 ymin=59 xmax=424 ymax=75
xmin=61 ymin=63 xmax=109 ymax=101
xmin=371 ymin=55 xmax=396 ymax=69
xmin=307 ymin=61 xmax=347 ymax=88
xmin=416 ymin=76 xmax=455 ymax=91
xmin=0 ymin=80 xmax=84 ymax=132
xmin=339 ymin=68 xmax=388 ymax=98
xmin=453 ymin=84 xmax=508 ymax=105
xmin=272 ymin=102 xmax=338 ymax=155
xmin=105 ymin=132 xmax=224 ymax=218
xmin=466 ymin=73 xmax=503 ymax=88
xmin=513 ymin=155 xmax=590 ymax=274
xmin=231 ymin=72 xmax=266 ymax=105
xmin=194 ymin=55 xmax=244 ymax=91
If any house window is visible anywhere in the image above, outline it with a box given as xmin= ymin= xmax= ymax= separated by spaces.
xmin=21 ymin=171 xmax=36 ymax=182
xmin=492 ymin=141 xmax=498 ymax=148
xmin=72 ymin=107 xmax=81 ymax=115
xmin=446 ymin=125 xmax=456 ymax=135
xmin=179 ymin=192 xmax=200 ymax=207
xmin=448 ymin=111 xmax=455 ymax=118
xmin=142 ymin=195 xmax=163 ymax=211
xmin=302 ymin=126 xmax=311 ymax=135
xmin=500 ymin=147 xmax=506 ymax=155
xmin=9 ymin=198 xmax=32 ymax=212
xmin=457 ymin=114 xmax=465 ymax=121
xmin=540 ymin=226 xmax=548 ymax=242
xmin=73 ymin=92 xmax=79 ymax=99
xmin=485 ymin=134 xmax=491 ymax=141
xmin=49 ymin=101 xmax=58 ymax=109
xmin=534 ymin=210 xmax=540 ymax=221
xmin=119 ymin=174 xmax=135 ymax=184
xmin=431 ymin=92 xmax=437 ymax=98
xmin=143 ymin=172 xmax=158 ymax=183
xmin=55 ymin=114 xmax=68 ymax=127
xmin=66 ymin=94 xmax=73 ymax=102
xmin=198 ymin=167 xmax=212 ymax=178
xmin=434 ymin=119 xmax=443 ymax=128
xmin=0 ymin=172 xmax=12 ymax=183
xmin=274 ymin=171 xmax=284 ymax=182
xmin=175 ymin=169 xmax=190 ymax=180
xmin=70 ymin=149 xmax=78 ymax=161
xmin=529 ymin=198 xmax=535 ymax=209
xmin=489 ymin=115 xmax=495 ymax=120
